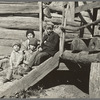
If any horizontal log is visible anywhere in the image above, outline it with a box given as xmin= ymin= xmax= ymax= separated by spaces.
xmin=71 ymin=38 xmax=88 ymax=52
xmin=45 ymin=17 xmax=80 ymax=27
xmin=62 ymin=19 xmax=100 ymax=32
xmin=0 ymin=17 xmax=39 ymax=31
xmin=44 ymin=2 xmax=100 ymax=14
xmin=0 ymin=36 xmax=40 ymax=47
xmin=75 ymin=1 xmax=100 ymax=13
xmin=0 ymin=2 xmax=38 ymax=4
xmin=88 ymin=37 xmax=100 ymax=52
xmin=61 ymin=50 xmax=100 ymax=64
xmin=0 ymin=46 xmax=12 ymax=56
xmin=0 ymin=39 xmax=20 ymax=47
xmin=43 ymin=5 xmax=63 ymax=13
xmin=0 ymin=13 xmax=39 ymax=17
xmin=0 ymin=3 xmax=39 ymax=14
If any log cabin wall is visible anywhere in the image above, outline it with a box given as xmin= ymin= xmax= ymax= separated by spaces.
xmin=0 ymin=1 xmax=100 ymax=55
xmin=0 ymin=2 xmax=40 ymax=56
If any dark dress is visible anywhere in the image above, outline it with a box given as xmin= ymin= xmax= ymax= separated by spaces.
xmin=28 ymin=31 xmax=59 ymax=67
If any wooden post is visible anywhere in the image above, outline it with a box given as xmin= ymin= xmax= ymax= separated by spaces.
xmin=39 ymin=2 xmax=43 ymax=44
xmin=59 ymin=2 xmax=75 ymax=57
xmin=89 ymin=63 xmax=100 ymax=98
xmin=92 ymin=8 xmax=98 ymax=36
xmin=68 ymin=2 xmax=75 ymax=22
xmin=59 ymin=3 xmax=65 ymax=57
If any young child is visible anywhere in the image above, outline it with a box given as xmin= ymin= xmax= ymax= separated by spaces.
xmin=18 ymin=38 xmax=39 ymax=75
xmin=21 ymin=29 xmax=39 ymax=51
xmin=3 ymin=41 xmax=24 ymax=83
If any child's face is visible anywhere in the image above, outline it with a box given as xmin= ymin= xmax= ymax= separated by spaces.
xmin=46 ymin=27 xmax=53 ymax=35
xmin=27 ymin=33 xmax=34 ymax=39
xmin=13 ymin=45 xmax=20 ymax=52
xmin=29 ymin=45 xmax=36 ymax=51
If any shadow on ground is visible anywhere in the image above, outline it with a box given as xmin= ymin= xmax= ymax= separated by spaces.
xmin=31 ymin=60 xmax=90 ymax=94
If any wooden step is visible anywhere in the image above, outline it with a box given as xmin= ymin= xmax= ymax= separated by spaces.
xmin=0 ymin=52 xmax=60 ymax=97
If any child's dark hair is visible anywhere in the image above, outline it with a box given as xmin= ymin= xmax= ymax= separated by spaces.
xmin=26 ymin=29 xmax=35 ymax=37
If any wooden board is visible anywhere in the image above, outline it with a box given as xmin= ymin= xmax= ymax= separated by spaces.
xmin=0 ymin=52 xmax=60 ymax=97
xmin=89 ymin=63 xmax=100 ymax=98
xmin=0 ymin=3 xmax=39 ymax=14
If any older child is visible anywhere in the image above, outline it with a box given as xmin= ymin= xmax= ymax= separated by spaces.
xmin=21 ymin=29 xmax=39 ymax=51
xmin=3 ymin=41 xmax=24 ymax=83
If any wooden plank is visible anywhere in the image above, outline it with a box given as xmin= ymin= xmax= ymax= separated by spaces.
xmin=75 ymin=2 xmax=100 ymax=14
xmin=0 ymin=52 xmax=60 ymax=97
xmin=0 ymin=3 xmax=39 ymax=14
xmin=0 ymin=17 xmax=39 ymax=31
xmin=89 ymin=63 xmax=100 ymax=98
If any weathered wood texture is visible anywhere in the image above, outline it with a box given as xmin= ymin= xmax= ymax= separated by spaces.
xmin=0 ymin=17 xmax=39 ymax=31
xmin=39 ymin=2 xmax=43 ymax=43
xmin=71 ymin=38 xmax=88 ymax=52
xmin=0 ymin=46 xmax=12 ymax=56
xmin=0 ymin=52 xmax=59 ymax=97
xmin=45 ymin=1 xmax=100 ymax=14
xmin=0 ymin=39 xmax=22 ymax=47
xmin=59 ymin=4 xmax=65 ymax=57
xmin=89 ymin=63 xmax=100 ymax=98
xmin=88 ymin=37 xmax=100 ymax=52
xmin=0 ymin=3 xmax=39 ymax=14
xmin=75 ymin=2 xmax=100 ymax=14
xmin=45 ymin=17 xmax=95 ymax=35
xmin=63 ymin=19 xmax=100 ymax=32
xmin=61 ymin=50 xmax=100 ymax=64
xmin=45 ymin=17 xmax=80 ymax=26
xmin=0 ymin=28 xmax=40 ymax=40
xmin=0 ymin=28 xmax=40 ymax=47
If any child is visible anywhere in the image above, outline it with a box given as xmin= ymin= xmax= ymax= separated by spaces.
xmin=18 ymin=38 xmax=39 ymax=75
xmin=21 ymin=29 xmax=39 ymax=51
xmin=27 ymin=22 xmax=59 ymax=67
xmin=3 ymin=41 xmax=24 ymax=83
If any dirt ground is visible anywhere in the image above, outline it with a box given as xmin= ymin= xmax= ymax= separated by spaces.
xmin=28 ymin=69 xmax=90 ymax=99
xmin=29 ymin=85 xmax=89 ymax=98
